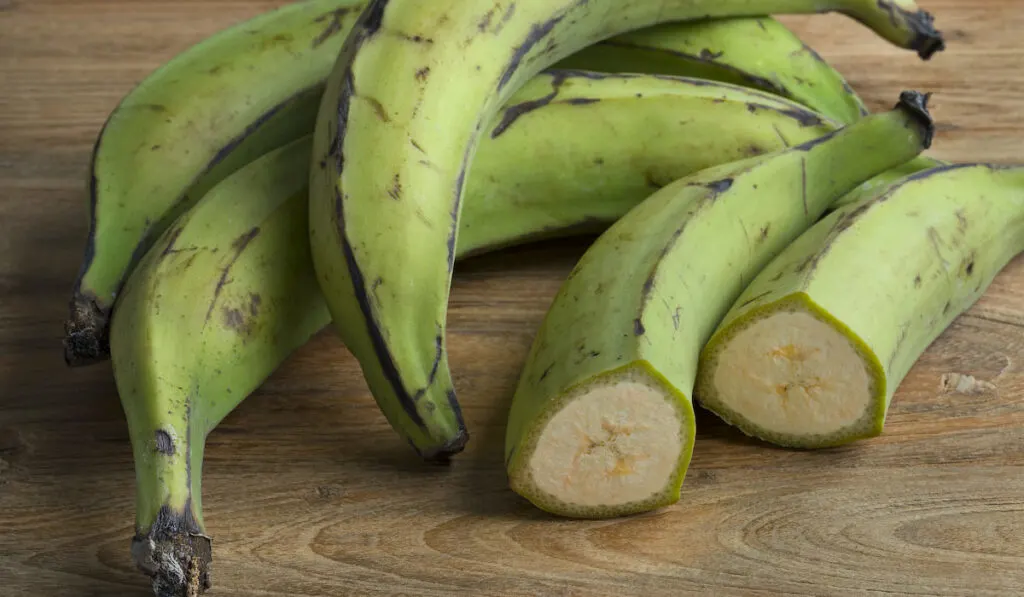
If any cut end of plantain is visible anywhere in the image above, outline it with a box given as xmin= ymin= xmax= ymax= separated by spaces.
xmin=508 ymin=366 xmax=694 ymax=519
xmin=699 ymin=296 xmax=885 ymax=448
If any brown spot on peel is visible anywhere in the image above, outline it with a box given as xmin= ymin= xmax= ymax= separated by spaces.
xmin=388 ymin=173 xmax=402 ymax=200
xmin=312 ymin=8 xmax=355 ymax=48
xmin=365 ymin=96 xmax=390 ymax=122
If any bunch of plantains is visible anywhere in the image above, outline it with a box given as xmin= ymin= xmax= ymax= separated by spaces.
xmin=64 ymin=1 xmax=1023 ymax=595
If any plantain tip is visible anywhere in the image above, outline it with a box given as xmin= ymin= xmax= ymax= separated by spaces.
xmin=132 ymin=504 xmax=211 ymax=597
xmin=896 ymin=90 xmax=936 ymax=149
xmin=132 ymin=530 xmax=212 ymax=597
xmin=416 ymin=428 xmax=470 ymax=464
xmin=63 ymin=294 xmax=110 ymax=366
xmin=908 ymin=10 xmax=945 ymax=60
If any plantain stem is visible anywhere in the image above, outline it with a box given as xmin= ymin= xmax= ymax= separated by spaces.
xmin=131 ymin=505 xmax=212 ymax=597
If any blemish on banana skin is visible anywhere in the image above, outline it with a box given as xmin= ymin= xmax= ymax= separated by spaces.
xmin=155 ymin=429 xmax=175 ymax=456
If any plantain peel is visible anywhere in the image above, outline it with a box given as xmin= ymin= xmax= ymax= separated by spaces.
xmin=506 ymin=92 xmax=935 ymax=519
xmin=308 ymin=0 xmax=946 ymax=461
xmin=698 ymin=163 xmax=1024 ymax=449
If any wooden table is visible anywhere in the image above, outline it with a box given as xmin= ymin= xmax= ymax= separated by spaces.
xmin=3 ymin=1 xmax=1023 ymax=595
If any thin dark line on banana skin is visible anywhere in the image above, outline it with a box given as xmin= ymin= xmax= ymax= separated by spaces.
xmin=203 ymin=227 xmax=260 ymax=326
xmin=595 ymin=39 xmax=787 ymax=99
xmin=413 ymin=332 xmax=444 ymax=402
xmin=491 ymin=69 xmax=831 ymax=139
xmin=491 ymin=71 xmax=570 ymax=138
xmin=746 ymin=102 xmax=825 ymax=128
xmin=497 ymin=13 xmax=566 ymax=92
xmin=327 ymin=0 xmax=441 ymax=437
xmin=738 ymin=290 xmax=774 ymax=310
xmin=329 ymin=2 xmax=467 ymax=459
xmin=331 ymin=187 xmax=428 ymax=431
xmin=312 ymin=7 xmax=356 ymax=48
xmin=634 ymin=181 xmax=731 ymax=335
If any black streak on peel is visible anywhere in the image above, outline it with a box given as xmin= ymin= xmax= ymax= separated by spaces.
xmin=743 ymin=103 xmax=826 ymax=128
xmin=203 ymin=227 xmax=260 ymax=325
xmin=332 ymin=188 xmax=432 ymax=433
xmin=596 ymin=40 xmax=788 ymax=98
xmin=326 ymin=0 xmax=468 ymax=460
xmin=412 ymin=333 xmax=444 ymax=402
xmin=312 ymin=7 xmax=354 ymax=48
xmin=388 ymin=173 xmax=402 ymax=200
xmin=496 ymin=5 xmax=576 ymax=93
xmin=160 ymin=227 xmax=185 ymax=257
xmin=361 ymin=0 xmax=389 ymax=36
xmin=491 ymin=71 xmax=571 ymax=138
xmin=739 ymin=290 xmax=773 ymax=309
xmin=448 ymin=159 xmax=468 ymax=273
xmin=207 ymin=99 xmax=293 ymax=177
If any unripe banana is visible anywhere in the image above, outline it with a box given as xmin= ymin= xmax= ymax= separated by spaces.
xmin=111 ymin=138 xmax=321 ymax=597
xmin=66 ymin=0 xmax=915 ymax=367
xmin=563 ymin=17 xmax=871 ymax=124
xmin=113 ymin=72 xmax=842 ymax=597
xmin=459 ymin=71 xmax=844 ymax=253
xmin=66 ymin=0 xmax=366 ymax=367
xmin=696 ymin=163 xmax=1024 ymax=449
xmin=309 ymin=0 xmax=945 ymax=460
xmin=504 ymin=93 xmax=935 ymax=519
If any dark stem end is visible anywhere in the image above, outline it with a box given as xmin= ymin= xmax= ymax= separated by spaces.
xmin=416 ymin=428 xmax=470 ymax=464
xmin=896 ymin=90 xmax=936 ymax=149
xmin=132 ymin=504 xmax=212 ymax=597
xmin=63 ymin=293 xmax=110 ymax=366
xmin=907 ymin=10 xmax=946 ymax=60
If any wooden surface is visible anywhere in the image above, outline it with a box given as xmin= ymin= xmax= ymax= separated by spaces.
xmin=3 ymin=1 xmax=1024 ymax=596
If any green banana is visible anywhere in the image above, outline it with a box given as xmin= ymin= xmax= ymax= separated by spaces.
xmin=504 ymin=93 xmax=934 ymax=519
xmin=66 ymin=0 xmax=366 ymax=367
xmin=65 ymin=0 xmax=908 ymax=367
xmin=111 ymin=138 xmax=320 ymax=597
xmin=112 ymin=72 xmax=844 ymax=597
xmin=695 ymin=163 xmax=1024 ymax=449
xmin=308 ymin=0 xmax=944 ymax=460
xmin=562 ymin=17 xmax=870 ymax=124
xmin=459 ymin=71 xmax=845 ymax=253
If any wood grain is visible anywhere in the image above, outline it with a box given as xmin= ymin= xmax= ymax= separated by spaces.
xmin=2 ymin=1 xmax=1024 ymax=595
